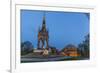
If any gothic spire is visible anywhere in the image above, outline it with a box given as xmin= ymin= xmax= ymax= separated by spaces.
xmin=43 ymin=14 xmax=46 ymax=25
xmin=42 ymin=12 xmax=46 ymax=31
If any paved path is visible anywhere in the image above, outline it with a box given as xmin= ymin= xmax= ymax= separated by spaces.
xmin=21 ymin=56 xmax=74 ymax=62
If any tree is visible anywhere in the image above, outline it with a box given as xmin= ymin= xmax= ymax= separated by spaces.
xmin=78 ymin=34 xmax=89 ymax=58
xmin=83 ymin=34 xmax=89 ymax=58
xmin=21 ymin=41 xmax=34 ymax=55
xmin=78 ymin=43 xmax=85 ymax=57
xmin=49 ymin=46 xmax=58 ymax=55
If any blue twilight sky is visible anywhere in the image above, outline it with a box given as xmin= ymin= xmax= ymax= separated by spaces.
xmin=21 ymin=10 xmax=89 ymax=49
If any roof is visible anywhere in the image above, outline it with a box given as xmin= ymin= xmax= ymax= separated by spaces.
xmin=64 ymin=44 xmax=77 ymax=49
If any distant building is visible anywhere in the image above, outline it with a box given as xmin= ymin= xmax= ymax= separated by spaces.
xmin=60 ymin=44 xmax=79 ymax=56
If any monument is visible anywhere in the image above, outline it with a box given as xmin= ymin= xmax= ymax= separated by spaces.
xmin=37 ymin=14 xmax=49 ymax=50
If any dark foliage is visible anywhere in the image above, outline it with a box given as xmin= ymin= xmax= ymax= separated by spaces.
xmin=78 ymin=34 xmax=89 ymax=58
xmin=49 ymin=46 xmax=59 ymax=55
xmin=21 ymin=41 xmax=34 ymax=55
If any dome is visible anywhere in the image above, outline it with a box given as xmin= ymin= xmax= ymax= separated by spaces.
xmin=64 ymin=44 xmax=77 ymax=49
